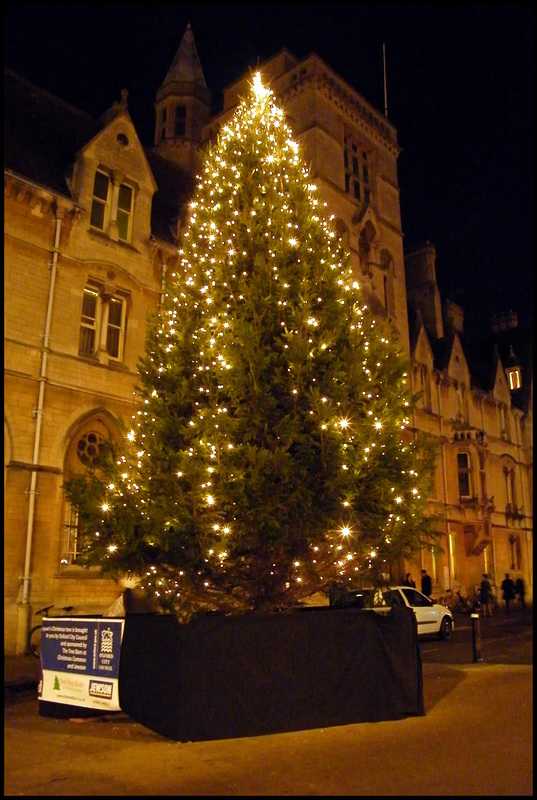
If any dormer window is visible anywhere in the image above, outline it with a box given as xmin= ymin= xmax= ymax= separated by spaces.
xmin=90 ymin=169 xmax=134 ymax=243
xmin=507 ymin=366 xmax=522 ymax=390
xmin=90 ymin=171 xmax=110 ymax=231
xmin=117 ymin=184 xmax=133 ymax=241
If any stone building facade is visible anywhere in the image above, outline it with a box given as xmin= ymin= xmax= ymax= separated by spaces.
xmin=4 ymin=25 xmax=532 ymax=653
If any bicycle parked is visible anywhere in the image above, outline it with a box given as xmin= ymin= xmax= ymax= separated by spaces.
xmin=28 ymin=604 xmax=74 ymax=658
xmin=437 ymin=588 xmax=481 ymax=614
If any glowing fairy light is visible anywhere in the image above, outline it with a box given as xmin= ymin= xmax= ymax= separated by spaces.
xmin=59 ymin=60 xmax=435 ymax=623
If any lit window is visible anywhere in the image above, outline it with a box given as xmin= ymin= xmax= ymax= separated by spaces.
xmin=457 ymin=452 xmax=472 ymax=498
xmin=78 ymin=286 xmax=127 ymax=361
xmin=507 ymin=367 xmax=522 ymax=390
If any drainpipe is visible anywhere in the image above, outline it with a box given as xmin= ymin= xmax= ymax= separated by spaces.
xmin=437 ymin=378 xmax=453 ymax=591
xmin=409 ymin=367 xmax=418 ymax=561
xmin=410 ymin=365 xmax=425 ymax=574
xmin=481 ymin=395 xmax=497 ymax=587
xmin=16 ymin=205 xmax=63 ymax=654
xmin=515 ymin=413 xmax=532 ymax=592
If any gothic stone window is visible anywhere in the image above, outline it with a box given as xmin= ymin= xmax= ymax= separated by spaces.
xmin=457 ymin=451 xmax=472 ymax=499
xmin=344 ymin=133 xmax=371 ymax=206
xmin=380 ymin=249 xmax=395 ymax=318
xmin=78 ymin=285 xmax=127 ymax=361
xmin=415 ymin=364 xmax=432 ymax=411
xmin=159 ymin=107 xmax=168 ymax=141
xmin=61 ymin=429 xmax=108 ymax=566
xmin=509 ymin=534 xmax=522 ymax=570
xmin=503 ymin=463 xmax=516 ymax=509
xmin=174 ymin=104 xmax=187 ymax=137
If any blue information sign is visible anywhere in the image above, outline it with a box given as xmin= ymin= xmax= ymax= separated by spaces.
xmin=38 ymin=617 xmax=125 ymax=711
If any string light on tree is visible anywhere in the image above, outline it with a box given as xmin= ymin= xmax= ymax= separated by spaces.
xmin=64 ymin=72 xmax=438 ymax=621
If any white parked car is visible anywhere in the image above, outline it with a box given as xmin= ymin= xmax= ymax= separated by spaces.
xmin=328 ymin=583 xmax=454 ymax=640
xmin=378 ymin=586 xmax=454 ymax=640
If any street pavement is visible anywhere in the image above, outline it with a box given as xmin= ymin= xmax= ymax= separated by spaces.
xmin=4 ymin=609 xmax=533 ymax=796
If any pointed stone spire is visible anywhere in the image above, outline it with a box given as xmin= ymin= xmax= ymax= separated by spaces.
xmin=153 ymin=24 xmax=212 ymax=173
xmin=161 ymin=22 xmax=207 ymax=91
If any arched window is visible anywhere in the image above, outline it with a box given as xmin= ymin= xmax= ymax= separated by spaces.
xmin=358 ymin=221 xmax=376 ymax=277
xmin=380 ymin=249 xmax=395 ymax=317
xmin=344 ymin=133 xmax=371 ymax=206
xmin=61 ymin=416 xmax=116 ymax=568
xmin=174 ymin=104 xmax=187 ymax=137
xmin=334 ymin=218 xmax=349 ymax=250
xmin=509 ymin=534 xmax=522 ymax=570
xmin=503 ymin=462 xmax=516 ymax=510
xmin=455 ymin=382 xmax=468 ymax=424
xmin=499 ymin=403 xmax=510 ymax=440
xmin=415 ymin=363 xmax=432 ymax=411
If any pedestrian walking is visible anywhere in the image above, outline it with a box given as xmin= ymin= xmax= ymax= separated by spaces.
xmin=515 ymin=577 xmax=526 ymax=609
xmin=403 ymin=573 xmax=416 ymax=588
xmin=501 ymin=572 xmax=516 ymax=614
xmin=421 ymin=569 xmax=432 ymax=598
xmin=480 ymin=573 xmax=494 ymax=617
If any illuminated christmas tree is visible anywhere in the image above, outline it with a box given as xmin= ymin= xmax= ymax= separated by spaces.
xmin=65 ymin=73 xmax=437 ymax=620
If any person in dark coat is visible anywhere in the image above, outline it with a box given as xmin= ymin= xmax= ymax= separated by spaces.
xmin=501 ymin=573 xmax=516 ymax=614
xmin=421 ymin=569 xmax=432 ymax=597
xmin=515 ymin=577 xmax=526 ymax=609
xmin=480 ymin=573 xmax=493 ymax=617
xmin=403 ymin=573 xmax=416 ymax=588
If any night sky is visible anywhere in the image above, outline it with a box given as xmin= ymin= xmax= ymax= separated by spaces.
xmin=4 ymin=4 xmax=532 ymax=336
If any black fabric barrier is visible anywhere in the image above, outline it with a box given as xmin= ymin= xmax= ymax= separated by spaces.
xmin=118 ymin=605 xmax=424 ymax=742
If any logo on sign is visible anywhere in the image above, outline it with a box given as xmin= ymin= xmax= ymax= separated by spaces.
xmin=89 ymin=680 xmax=113 ymax=699
xmin=100 ymin=628 xmax=114 ymax=655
